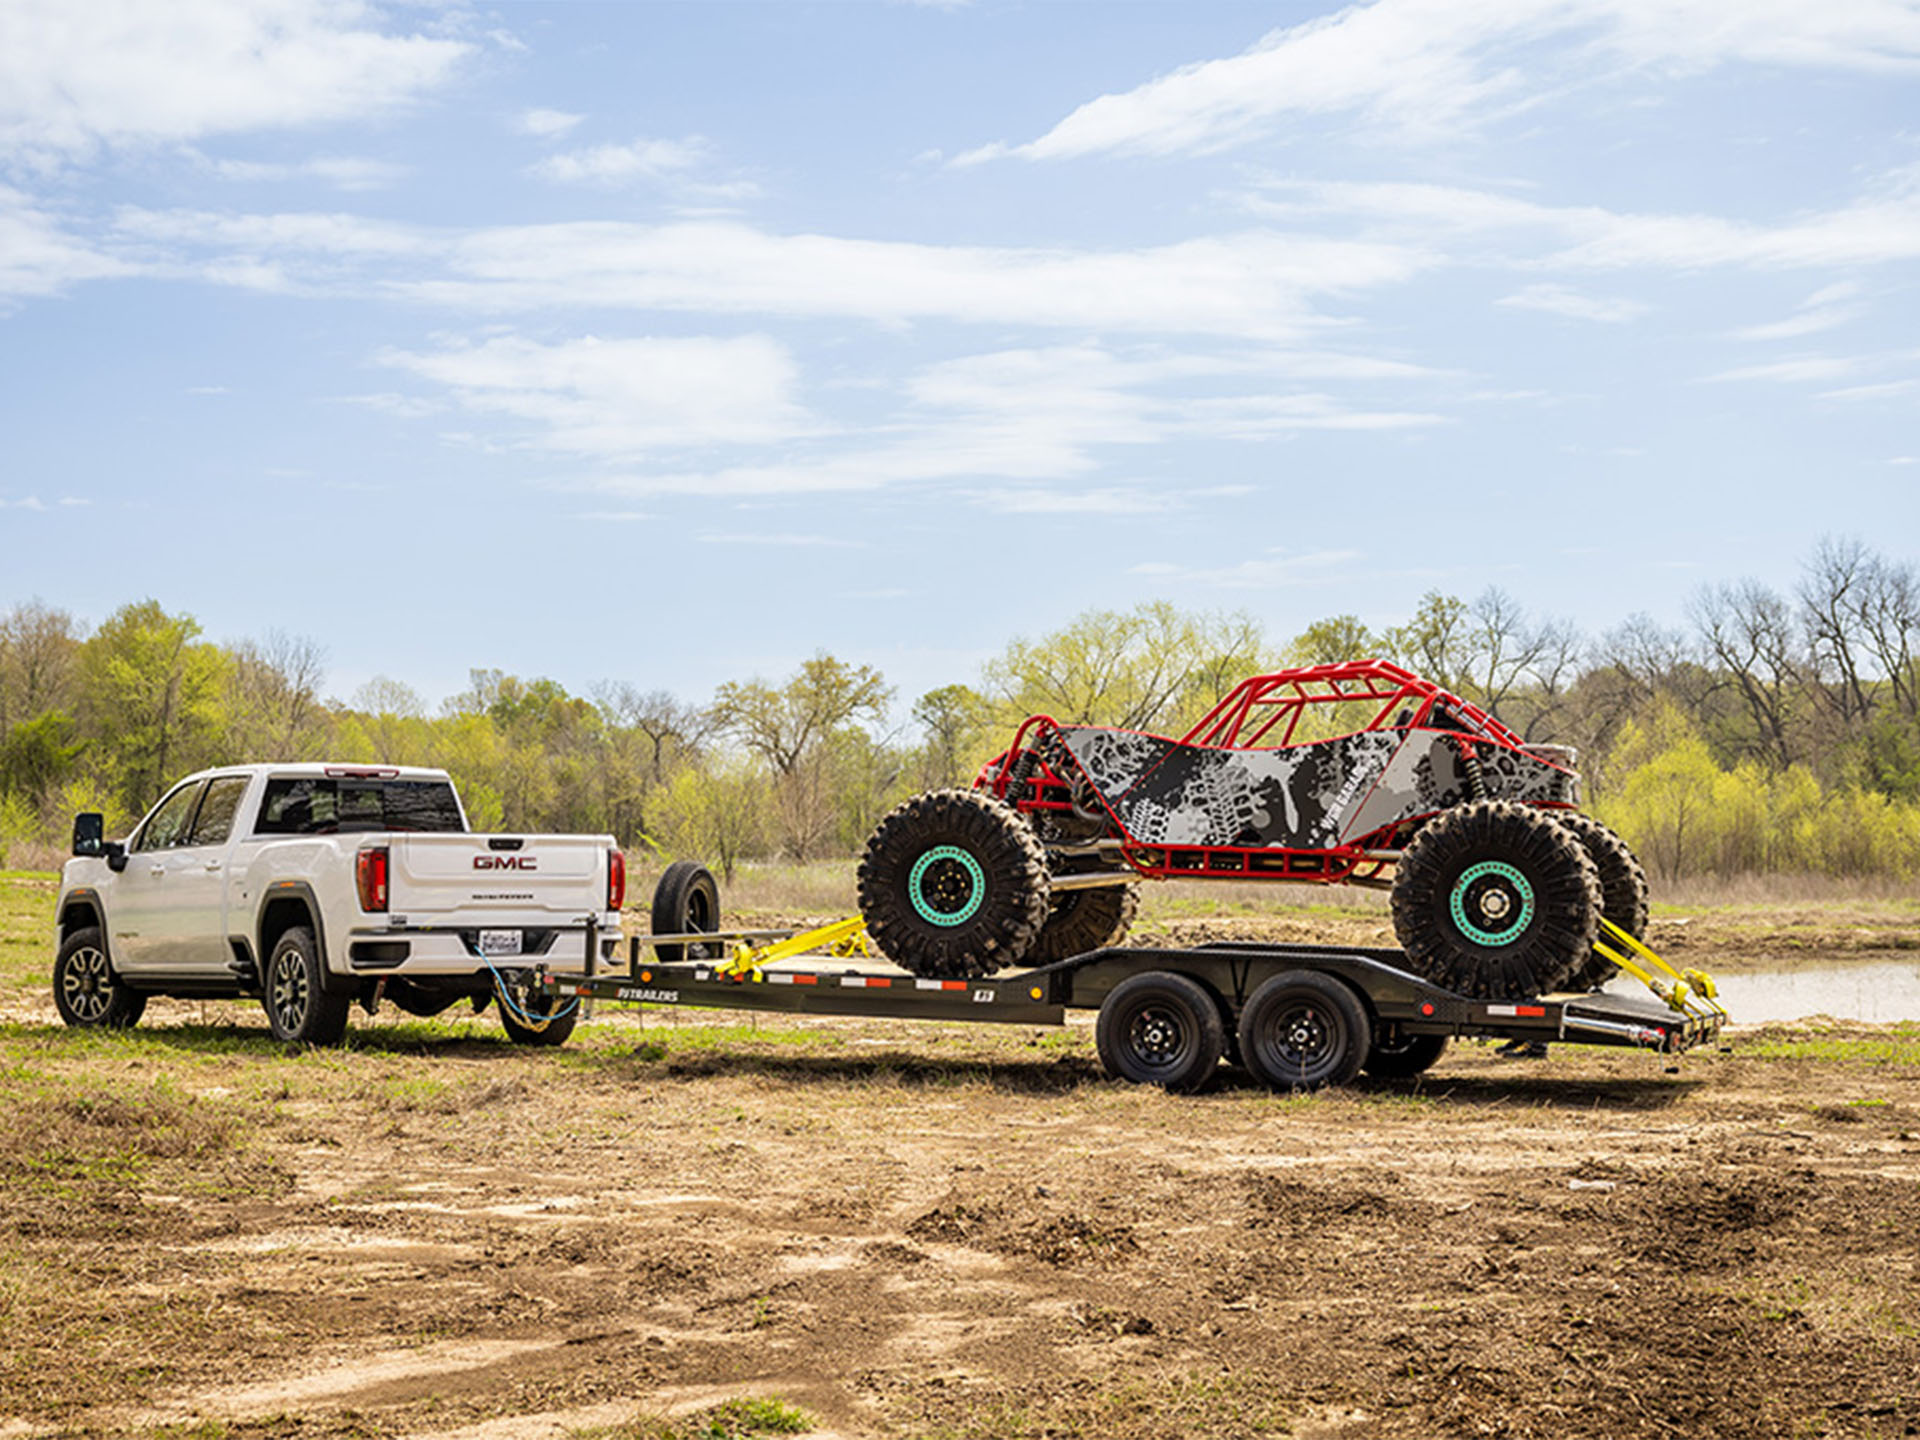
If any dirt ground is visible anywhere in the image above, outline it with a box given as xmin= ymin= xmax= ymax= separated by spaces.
xmin=3 ymin=891 xmax=1918 ymax=1440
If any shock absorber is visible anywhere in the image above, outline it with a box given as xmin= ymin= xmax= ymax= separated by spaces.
xmin=1456 ymin=739 xmax=1488 ymax=801
xmin=1001 ymin=746 xmax=1039 ymax=807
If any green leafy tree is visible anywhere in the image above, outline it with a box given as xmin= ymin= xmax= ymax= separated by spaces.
xmin=76 ymin=601 xmax=230 ymax=811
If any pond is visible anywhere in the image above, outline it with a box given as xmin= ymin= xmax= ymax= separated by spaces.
xmin=1605 ymin=961 xmax=1920 ymax=1026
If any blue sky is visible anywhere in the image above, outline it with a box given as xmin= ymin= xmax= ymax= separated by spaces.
xmin=2 ymin=0 xmax=1917 ymax=718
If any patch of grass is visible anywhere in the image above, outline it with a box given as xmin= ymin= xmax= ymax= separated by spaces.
xmin=1741 ymin=1023 xmax=1920 ymax=1066
xmin=574 ymin=1396 xmax=814 ymax=1440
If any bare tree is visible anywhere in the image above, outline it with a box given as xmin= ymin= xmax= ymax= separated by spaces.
xmin=1799 ymin=535 xmax=1874 ymax=728
xmin=1690 ymin=580 xmax=1801 ymax=768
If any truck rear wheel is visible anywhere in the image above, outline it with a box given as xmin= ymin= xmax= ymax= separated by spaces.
xmin=1390 ymin=801 xmax=1601 ymax=1000
xmin=650 ymin=860 xmax=720 ymax=965
xmin=858 ymin=789 xmax=1049 ymax=978
xmin=53 ymin=926 xmax=146 ymax=1029
xmin=1095 ymin=970 xmax=1226 ymax=1093
xmin=497 ymin=986 xmax=578 ymax=1047
xmin=1553 ymin=813 xmax=1649 ymax=992
xmin=264 ymin=925 xmax=350 ymax=1045
xmin=1236 ymin=971 xmax=1369 ymax=1090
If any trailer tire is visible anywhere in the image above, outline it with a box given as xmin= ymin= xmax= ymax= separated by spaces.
xmin=859 ymin=788 xmax=1049 ymax=978
xmin=650 ymin=860 xmax=721 ymax=965
xmin=1390 ymin=801 xmax=1601 ymax=1000
xmin=1095 ymin=971 xmax=1226 ymax=1093
xmin=1553 ymin=813 xmax=1649 ymax=992
xmin=263 ymin=925 xmax=350 ymax=1045
xmin=1237 ymin=971 xmax=1370 ymax=1090
xmin=1362 ymin=1030 xmax=1449 ymax=1079
xmin=1026 ymin=877 xmax=1138 ymax=964
xmin=53 ymin=926 xmax=146 ymax=1030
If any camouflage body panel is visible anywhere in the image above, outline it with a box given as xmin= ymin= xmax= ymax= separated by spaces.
xmin=1054 ymin=726 xmax=1577 ymax=850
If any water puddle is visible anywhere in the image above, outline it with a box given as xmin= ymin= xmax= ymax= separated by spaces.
xmin=1606 ymin=962 xmax=1920 ymax=1025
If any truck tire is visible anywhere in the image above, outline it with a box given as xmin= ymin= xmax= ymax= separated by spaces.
xmin=52 ymin=926 xmax=146 ymax=1029
xmin=1095 ymin=970 xmax=1226 ymax=1093
xmin=1390 ymin=801 xmax=1601 ymax=1000
xmin=497 ymin=988 xmax=578 ymax=1047
xmin=1362 ymin=1030 xmax=1449 ymax=1080
xmin=263 ymin=925 xmax=350 ymax=1045
xmin=1236 ymin=971 xmax=1370 ymax=1090
xmin=650 ymin=860 xmax=720 ymax=965
xmin=1026 ymin=878 xmax=1139 ymax=964
xmin=858 ymin=789 xmax=1049 ymax=978
xmin=1553 ymin=813 xmax=1650 ymax=992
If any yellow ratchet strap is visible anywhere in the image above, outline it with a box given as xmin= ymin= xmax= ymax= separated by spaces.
xmin=1595 ymin=918 xmax=1727 ymax=1022
xmin=721 ymin=915 xmax=870 ymax=979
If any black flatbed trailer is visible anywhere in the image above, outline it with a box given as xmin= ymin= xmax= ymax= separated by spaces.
xmin=538 ymin=931 xmax=1723 ymax=1093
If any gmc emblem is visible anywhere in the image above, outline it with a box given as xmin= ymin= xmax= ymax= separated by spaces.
xmin=474 ymin=855 xmax=538 ymax=871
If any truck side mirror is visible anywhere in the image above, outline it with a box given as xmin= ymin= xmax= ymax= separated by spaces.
xmin=72 ymin=813 xmax=104 ymax=857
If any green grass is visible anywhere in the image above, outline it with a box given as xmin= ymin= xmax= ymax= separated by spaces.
xmin=573 ymin=1396 xmax=815 ymax=1440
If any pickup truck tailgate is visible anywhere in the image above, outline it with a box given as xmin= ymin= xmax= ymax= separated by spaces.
xmin=388 ymin=835 xmax=610 ymax=916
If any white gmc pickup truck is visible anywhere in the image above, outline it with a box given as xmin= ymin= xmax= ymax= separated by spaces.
xmin=53 ymin=763 xmax=624 ymax=1045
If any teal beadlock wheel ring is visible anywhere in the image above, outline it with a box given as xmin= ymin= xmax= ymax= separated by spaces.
xmin=1449 ymin=860 xmax=1535 ymax=947
xmin=909 ymin=845 xmax=986 ymax=926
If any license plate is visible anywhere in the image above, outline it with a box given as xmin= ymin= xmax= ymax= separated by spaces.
xmin=479 ymin=929 xmax=522 ymax=957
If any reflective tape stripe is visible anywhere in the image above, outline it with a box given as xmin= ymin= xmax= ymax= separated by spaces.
xmin=915 ymin=979 xmax=969 ymax=991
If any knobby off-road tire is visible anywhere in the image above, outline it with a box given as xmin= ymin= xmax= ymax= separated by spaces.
xmin=1026 ymin=877 xmax=1139 ymax=965
xmin=1362 ymin=1030 xmax=1449 ymax=1080
xmin=52 ymin=926 xmax=146 ymax=1029
xmin=1095 ymin=970 xmax=1226 ymax=1093
xmin=1390 ymin=801 xmax=1602 ymax=1000
xmin=858 ymin=788 xmax=1049 ymax=978
xmin=263 ymin=925 xmax=351 ymax=1045
xmin=650 ymin=860 xmax=720 ymax=965
xmin=1236 ymin=971 xmax=1370 ymax=1091
xmin=1553 ymin=812 xmax=1650 ymax=992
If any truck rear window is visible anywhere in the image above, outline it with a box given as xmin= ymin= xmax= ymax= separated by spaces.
xmin=255 ymin=778 xmax=466 ymax=835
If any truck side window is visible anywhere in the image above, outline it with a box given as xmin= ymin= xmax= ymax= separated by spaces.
xmin=188 ymin=776 xmax=251 ymax=847
xmin=133 ymin=781 xmax=206 ymax=852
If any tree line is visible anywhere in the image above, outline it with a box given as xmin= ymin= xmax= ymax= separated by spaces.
xmin=3 ymin=536 xmax=1918 ymax=882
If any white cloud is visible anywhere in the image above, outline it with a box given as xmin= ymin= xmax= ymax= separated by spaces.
xmin=1732 ymin=282 xmax=1865 ymax=341
xmin=962 ymin=0 xmax=1920 ymax=163
xmin=0 ymin=0 xmax=470 ymax=163
xmin=696 ymin=532 xmax=866 ymax=548
xmin=208 ymin=155 xmax=409 ymax=191
xmin=380 ymin=333 xmax=817 ymax=457
xmin=971 ymin=487 xmax=1175 ymax=515
xmin=0 ymin=186 xmax=138 ymax=297
xmin=532 ymin=137 xmax=709 ymax=185
xmin=517 ymin=108 xmax=584 ymax=139
xmin=1497 ymin=282 xmax=1650 ymax=322
xmin=1127 ymin=548 xmax=1365 ymax=589
xmin=1706 ymin=355 xmax=1864 ymax=383
xmin=0 ymin=496 xmax=49 ymax=511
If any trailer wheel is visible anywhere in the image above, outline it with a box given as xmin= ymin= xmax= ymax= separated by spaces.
xmin=858 ymin=788 xmax=1050 ymax=978
xmin=650 ymin=860 xmax=721 ymax=965
xmin=1390 ymin=801 xmax=1601 ymax=1000
xmin=1362 ymin=1030 xmax=1449 ymax=1080
xmin=1095 ymin=971 xmax=1226 ymax=1093
xmin=52 ymin=926 xmax=146 ymax=1030
xmin=1553 ymin=813 xmax=1649 ymax=992
xmin=1236 ymin=971 xmax=1370 ymax=1090
xmin=1026 ymin=877 xmax=1138 ymax=964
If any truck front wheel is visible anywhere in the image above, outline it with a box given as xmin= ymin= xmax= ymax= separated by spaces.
xmin=263 ymin=925 xmax=350 ymax=1045
xmin=53 ymin=926 xmax=146 ymax=1029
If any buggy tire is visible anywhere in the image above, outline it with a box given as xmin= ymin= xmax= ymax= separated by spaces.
xmin=858 ymin=789 xmax=1049 ymax=978
xmin=1362 ymin=1030 xmax=1449 ymax=1080
xmin=1391 ymin=801 xmax=1601 ymax=1000
xmin=1554 ymin=813 xmax=1650 ymax=991
xmin=1095 ymin=971 xmax=1226 ymax=1093
xmin=497 ymin=986 xmax=578 ymax=1047
xmin=263 ymin=925 xmax=350 ymax=1045
xmin=1026 ymin=878 xmax=1138 ymax=964
xmin=650 ymin=860 xmax=721 ymax=965
xmin=1237 ymin=971 xmax=1370 ymax=1090
xmin=52 ymin=926 xmax=146 ymax=1029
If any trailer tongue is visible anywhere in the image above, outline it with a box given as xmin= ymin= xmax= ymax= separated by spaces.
xmin=533 ymin=866 xmax=1724 ymax=1092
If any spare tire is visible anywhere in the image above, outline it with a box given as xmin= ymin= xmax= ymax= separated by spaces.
xmin=1026 ymin=875 xmax=1138 ymax=965
xmin=650 ymin=860 xmax=720 ymax=965
xmin=1390 ymin=801 xmax=1601 ymax=1000
xmin=858 ymin=789 xmax=1049 ymax=977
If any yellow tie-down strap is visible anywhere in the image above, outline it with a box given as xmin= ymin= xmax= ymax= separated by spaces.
xmin=719 ymin=915 xmax=872 ymax=979
xmin=1593 ymin=918 xmax=1726 ymax=1023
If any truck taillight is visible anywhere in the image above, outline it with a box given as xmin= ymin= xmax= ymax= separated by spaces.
xmin=607 ymin=848 xmax=626 ymax=912
xmin=357 ymin=847 xmax=389 ymax=912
